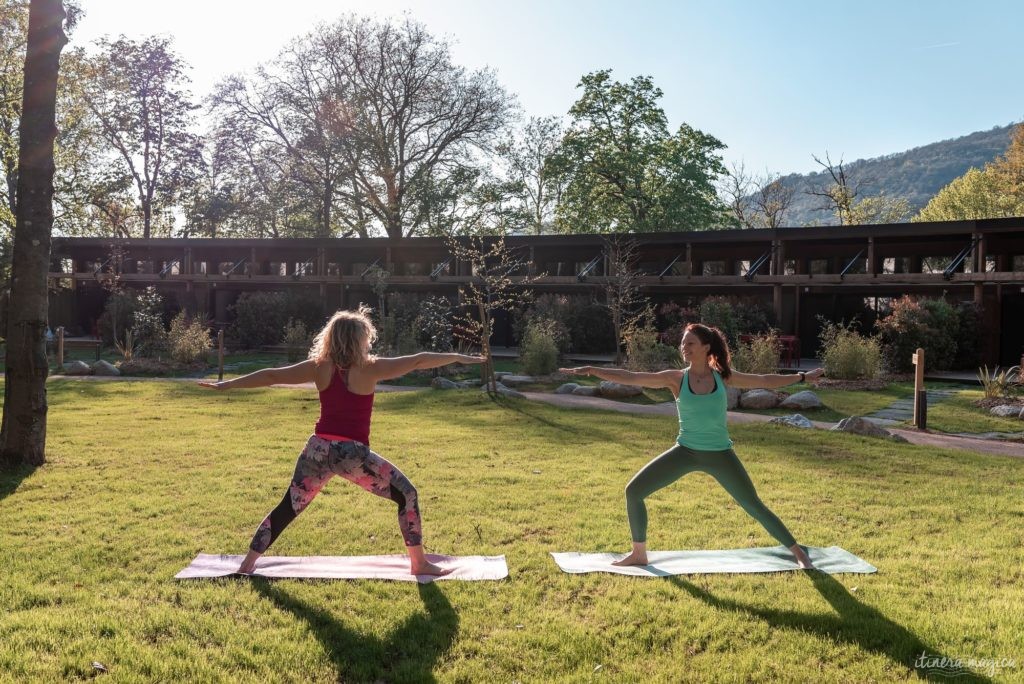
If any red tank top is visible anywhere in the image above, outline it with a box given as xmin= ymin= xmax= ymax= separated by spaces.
xmin=314 ymin=367 xmax=374 ymax=446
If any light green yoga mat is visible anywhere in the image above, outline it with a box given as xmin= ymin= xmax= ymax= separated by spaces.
xmin=551 ymin=545 xmax=876 ymax=576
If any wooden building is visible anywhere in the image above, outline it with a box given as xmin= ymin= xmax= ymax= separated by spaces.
xmin=47 ymin=217 xmax=1024 ymax=365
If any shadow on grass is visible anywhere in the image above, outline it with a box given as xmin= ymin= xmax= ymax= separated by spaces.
xmin=0 ymin=463 xmax=34 ymax=503
xmin=252 ymin=579 xmax=459 ymax=683
xmin=667 ymin=572 xmax=993 ymax=683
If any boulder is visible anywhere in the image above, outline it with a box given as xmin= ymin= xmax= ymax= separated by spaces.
xmin=726 ymin=386 xmax=741 ymax=410
xmin=571 ymin=385 xmax=599 ymax=397
xmin=768 ymin=414 xmax=815 ymax=429
xmin=554 ymin=383 xmax=580 ymax=395
xmin=990 ymin=405 xmax=1021 ymax=418
xmin=598 ymin=381 xmax=643 ymax=398
xmin=831 ymin=416 xmax=908 ymax=442
xmin=480 ymin=382 xmax=525 ymax=398
xmin=62 ymin=360 xmax=92 ymax=375
xmin=430 ymin=377 xmax=460 ymax=389
xmin=780 ymin=390 xmax=822 ymax=410
xmin=738 ymin=389 xmax=782 ymax=409
xmin=91 ymin=360 xmax=121 ymax=376
xmin=459 ymin=379 xmax=482 ymax=387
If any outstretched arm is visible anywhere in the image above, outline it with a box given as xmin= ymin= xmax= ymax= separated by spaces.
xmin=725 ymin=367 xmax=824 ymax=390
xmin=197 ymin=359 xmax=317 ymax=390
xmin=559 ymin=366 xmax=682 ymax=392
xmin=371 ymin=352 xmax=486 ymax=382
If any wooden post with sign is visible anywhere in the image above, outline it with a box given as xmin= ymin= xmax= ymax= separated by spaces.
xmin=912 ymin=348 xmax=926 ymax=429
xmin=217 ymin=329 xmax=225 ymax=382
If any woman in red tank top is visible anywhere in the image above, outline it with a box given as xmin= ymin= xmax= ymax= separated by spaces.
xmin=199 ymin=305 xmax=484 ymax=576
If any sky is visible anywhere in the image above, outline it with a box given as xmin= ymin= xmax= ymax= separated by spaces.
xmin=70 ymin=0 xmax=1024 ymax=176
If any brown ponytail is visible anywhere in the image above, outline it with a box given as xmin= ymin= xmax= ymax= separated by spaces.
xmin=683 ymin=323 xmax=733 ymax=379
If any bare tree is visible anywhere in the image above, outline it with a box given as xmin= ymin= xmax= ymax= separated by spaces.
xmin=753 ymin=173 xmax=795 ymax=229
xmin=212 ymin=15 xmax=512 ymax=239
xmin=449 ymin=236 xmax=540 ymax=393
xmin=719 ymin=161 xmax=755 ymax=229
xmin=807 ymin=152 xmax=862 ymax=225
xmin=82 ymin=36 xmax=202 ymax=238
xmin=1 ymin=0 xmax=67 ymax=469
xmin=601 ymin=237 xmax=649 ymax=365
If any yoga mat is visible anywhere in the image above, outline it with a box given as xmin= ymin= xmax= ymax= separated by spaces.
xmin=176 ymin=553 xmax=508 ymax=582
xmin=551 ymin=545 xmax=876 ymax=576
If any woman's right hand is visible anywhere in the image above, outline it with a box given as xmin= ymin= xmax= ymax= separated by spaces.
xmin=197 ymin=380 xmax=229 ymax=390
xmin=559 ymin=366 xmax=591 ymax=376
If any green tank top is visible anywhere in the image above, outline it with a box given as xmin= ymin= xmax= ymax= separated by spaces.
xmin=676 ymin=369 xmax=733 ymax=451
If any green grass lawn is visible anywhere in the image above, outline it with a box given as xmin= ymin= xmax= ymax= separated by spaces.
xmin=1 ymin=381 xmax=1022 ymax=682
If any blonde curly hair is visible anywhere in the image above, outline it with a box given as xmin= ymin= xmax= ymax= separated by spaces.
xmin=309 ymin=305 xmax=377 ymax=368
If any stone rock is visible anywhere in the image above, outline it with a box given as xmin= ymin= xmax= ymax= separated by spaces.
xmin=91 ymin=360 xmax=121 ymax=376
xmin=493 ymin=371 xmax=510 ymax=380
xmin=496 ymin=385 xmax=525 ymax=399
xmin=554 ymin=383 xmax=580 ymax=394
xmin=726 ymin=386 xmax=741 ymax=410
xmin=549 ymin=372 xmax=571 ymax=383
xmin=571 ymin=385 xmax=599 ymax=397
xmin=501 ymin=374 xmax=536 ymax=386
xmin=780 ymin=390 xmax=822 ymax=410
xmin=598 ymin=381 xmax=643 ymax=398
xmin=459 ymin=379 xmax=482 ymax=387
xmin=831 ymin=416 xmax=909 ymax=442
xmin=430 ymin=377 xmax=459 ymax=389
xmin=990 ymin=405 xmax=1021 ymax=418
xmin=62 ymin=360 xmax=92 ymax=375
xmin=768 ymin=414 xmax=815 ymax=429
xmin=738 ymin=389 xmax=782 ymax=409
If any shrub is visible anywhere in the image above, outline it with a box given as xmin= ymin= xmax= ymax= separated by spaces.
xmin=130 ymin=286 xmax=168 ymax=357
xmin=656 ymin=301 xmax=699 ymax=347
xmin=282 ymin=319 xmax=311 ymax=362
xmin=168 ymin=312 xmax=211 ymax=364
xmin=520 ymin=320 xmax=561 ymax=376
xmin=976 ymin=365 xmax=1021 ymax=400
xmin=414 ymin=296 xmax=455 ymax=352
xmin=624 ymin=319 xmax=680 ymax=371
xmin=732 ymin=331 xmax=781 ymax=375
xmin=230 ymin=292 xmax=288 ymax=348
xmin=819 ymin=321 xmax=881 ymax=380
xmin=98 ymin=288 xmax=142 ymax=346
xmin=954 ymin=302 xmax=983 ymax=370
xmin=875 ymin=295 xmax=959 ymax=372
xmin=516 ymin=294 xmax=613 ymax=354
xmin=229 ymin=291 xmax=324 ymax=350
xmin=698 ymin=297 xmax=739 ymax=347
xmin=731 ymin=296 xmax=775 ymax=335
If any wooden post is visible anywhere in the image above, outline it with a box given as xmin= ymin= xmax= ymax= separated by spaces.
xmin=56 ymin=326 xmax=64 ymax=368
xmin=912 ymin=348 xmax=926 ymax=430
xmin=217 ymin=329 xmax=225 ymax=382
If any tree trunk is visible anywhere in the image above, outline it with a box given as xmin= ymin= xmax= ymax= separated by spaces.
xmin=1 ymin=0 xmax=67 ymax=470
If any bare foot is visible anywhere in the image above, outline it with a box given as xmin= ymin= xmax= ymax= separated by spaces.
xmin=612 ymin=552 xmax=649 ymax=567
xmin=411 ymin=561 xmax=453 ymax=576
xmin=789 ymin=544 xmax=815 ymax=570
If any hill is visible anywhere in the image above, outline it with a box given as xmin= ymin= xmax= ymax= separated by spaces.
xmin=775 ymin=123 xmax=1018 ymax=225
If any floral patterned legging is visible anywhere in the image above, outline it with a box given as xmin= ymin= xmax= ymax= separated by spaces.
xmin=249 ymin=435 xmax=423 ymax=553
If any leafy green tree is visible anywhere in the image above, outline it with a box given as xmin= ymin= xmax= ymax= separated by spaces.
xmin=553 ymin=70 xmax=729 ymax=233
xmin=496 ymin=116 xmax=566 ymax=234
xmin=915 ymin=124 xmax=1024 ymax=221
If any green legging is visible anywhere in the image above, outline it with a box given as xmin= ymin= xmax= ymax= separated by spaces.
xmin=624 ymin=444 xmax=797 ymax=547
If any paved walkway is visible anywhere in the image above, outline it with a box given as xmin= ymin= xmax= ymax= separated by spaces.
xmin=517 ymin=391 xmax=1024 ymax=459
xmin=41 ymin=374 xmax=1023 ymax=458
xmin=864 ymin=388 xmax=960 ymax=424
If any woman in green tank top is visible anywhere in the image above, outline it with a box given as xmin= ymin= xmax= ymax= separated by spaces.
xmin=561 ymin=323 xmax=823 ymax=569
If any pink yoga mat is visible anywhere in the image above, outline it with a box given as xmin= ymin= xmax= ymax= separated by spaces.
xmin=175 ymin=553 xmax=508 ymax=582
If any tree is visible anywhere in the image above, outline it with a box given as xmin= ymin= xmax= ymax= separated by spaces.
xmin=553 ymin=70 xmax=729 ymax=234
xmin=752 ymin=173 xmax=795 ymax=229
xmin=718 ymin=161 xmax=754 ymax=229
xmin=807 ymin=152 xmax=861 ymax=225
xmin=847 ymin=193 xmax=910 ymax=224
xmin=212 ymin=15 xmax=512 ymax=239
xmin=449 ymin=236 xmax=539 ymax=393
xmin=1 ymin=0 xmax=67 ymax=469
xmin=915 ymin=123 xmax=1024 ymax=222
xmin=600 ymin=238 xmax=649 ymax=364
xmin=496 ymin=116 xmax=566 ymax=234
xmin=82 ymin=35 xmax=202 ymax=238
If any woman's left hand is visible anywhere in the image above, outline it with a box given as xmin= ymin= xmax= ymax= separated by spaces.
xmin=197 ymin=380 xmax=228 ymax=390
